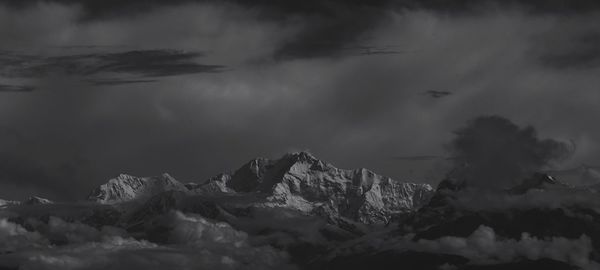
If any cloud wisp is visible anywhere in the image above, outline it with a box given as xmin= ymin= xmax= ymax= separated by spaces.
xmin=0 ymin=49 xmax=226 ymax=89
xmin=0 ymin=84 xmax=35 ymax=92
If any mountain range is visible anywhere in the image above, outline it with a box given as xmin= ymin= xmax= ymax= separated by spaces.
xmin=0 ymin=152 xmax=598 ymax=269
xmin=86 ymin=152 xmax=434 ymax=228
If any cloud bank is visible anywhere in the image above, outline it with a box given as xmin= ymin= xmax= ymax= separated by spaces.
xmin=0 ymin=212 xmax=295 ymax=270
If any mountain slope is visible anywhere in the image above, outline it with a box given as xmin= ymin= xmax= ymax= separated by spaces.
xmin=88 ymin=173 xmax=188 ymax=204
xmin=102 ymin=152 xmax=434 ymax=225
xmin=222 ymin=152 xmax=434 ymax=224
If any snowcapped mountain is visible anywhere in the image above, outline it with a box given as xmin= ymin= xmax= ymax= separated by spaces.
xmin=87 ymin=173 xmax=188 ymax=204
xmin=184 ymin=151 xmax=434 ymax=224
xmin=81 ymin=152 xmax=434 ymax=229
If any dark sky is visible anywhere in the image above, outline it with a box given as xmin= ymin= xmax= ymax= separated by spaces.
xmin=1 ymin=0 xmax=599 ymax=201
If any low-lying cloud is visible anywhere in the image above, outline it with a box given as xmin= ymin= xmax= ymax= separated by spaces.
xmin=410 ymin=225 xmax=596 ymax=269
xmin=0 ymin=212 xmax=295 ymax=270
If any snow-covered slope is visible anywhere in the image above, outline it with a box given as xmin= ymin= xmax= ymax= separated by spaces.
xmin=87 ymin=152 xmax=433 ymax=225
xmin=88 ymin=173 xmax=188 ymax=204
xmin=224 ymin=152 xmax=434 ymax=224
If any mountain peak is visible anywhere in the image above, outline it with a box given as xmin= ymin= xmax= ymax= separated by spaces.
xmin=88 ymin=173 xmax=188 ymax=204
xmin=219 ymin=152 xmax=434 ymax=224
xmin=284 ymin=151 xmax=319 ymax=162
xmin=82 ymin=152 xmax=434 ymax=225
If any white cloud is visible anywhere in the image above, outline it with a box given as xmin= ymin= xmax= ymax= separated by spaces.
xmin=0 ymin=213 xmax=295 ymax=270
xmin=425 ymin=226 xmax=586 ymax=262
xmin=407 ymin=225 xmax=597 ymax=269
xmin=0 ymin=218 xmax=47 ymax=252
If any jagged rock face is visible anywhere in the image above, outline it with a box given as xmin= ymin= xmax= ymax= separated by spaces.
xmin=226 ymin=152 xmax=434 ymax=224
xmin=23 ymin=196 xmax=53 ymax=205
xmin=227 ymin=158 xmax=276 ymax=192
xmin=188 ymin=173 xmax=233 ymax=193
xmin=87 ymin=152 xmax=434 ymax=225
xmin=88 ymin=173 xmax=188 ymax=204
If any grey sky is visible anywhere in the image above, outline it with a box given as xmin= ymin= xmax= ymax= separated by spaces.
xmin=0 ymin=0 xmax=599 ymax=200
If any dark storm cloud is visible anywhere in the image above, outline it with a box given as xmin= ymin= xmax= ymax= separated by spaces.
xmin=6 ymin=0 xmax=600 ymax=16
xmin=539 ymin=32 xmax=600 ymax=69
xmin=3 ymin=0 xmax=600 ymax=60
xmin=0 ymin=49 xmax=224 ymax=80
xmin=86 ymin=50 xmax=224 ymax=77
xmin=447 ymin=116 xmax=573 ymax=189
xmin=87 ymin=79 xmax=158 ymax=86
xmin=0 ymin=0 xmax=395 ymax=58
xmin=0 ymin=84 xmax=35 ymax=92
xmin=398 ymin=0 xmax=600 ymax=14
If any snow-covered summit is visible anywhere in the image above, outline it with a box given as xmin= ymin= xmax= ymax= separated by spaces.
xmin=85 ymin=152 xmax=434 ymax=224
xmin=88 ymin=173 xmax=188 ymax=204
xmin=222 ymin=151 xmax=434 ymax=224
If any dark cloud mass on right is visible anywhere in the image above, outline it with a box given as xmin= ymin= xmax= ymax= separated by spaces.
xmin=447 ymin=116 xmax=573 ymax=189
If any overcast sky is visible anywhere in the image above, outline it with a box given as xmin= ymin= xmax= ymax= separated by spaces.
xmin=1 ymin=0 xmax=599 ymax=200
